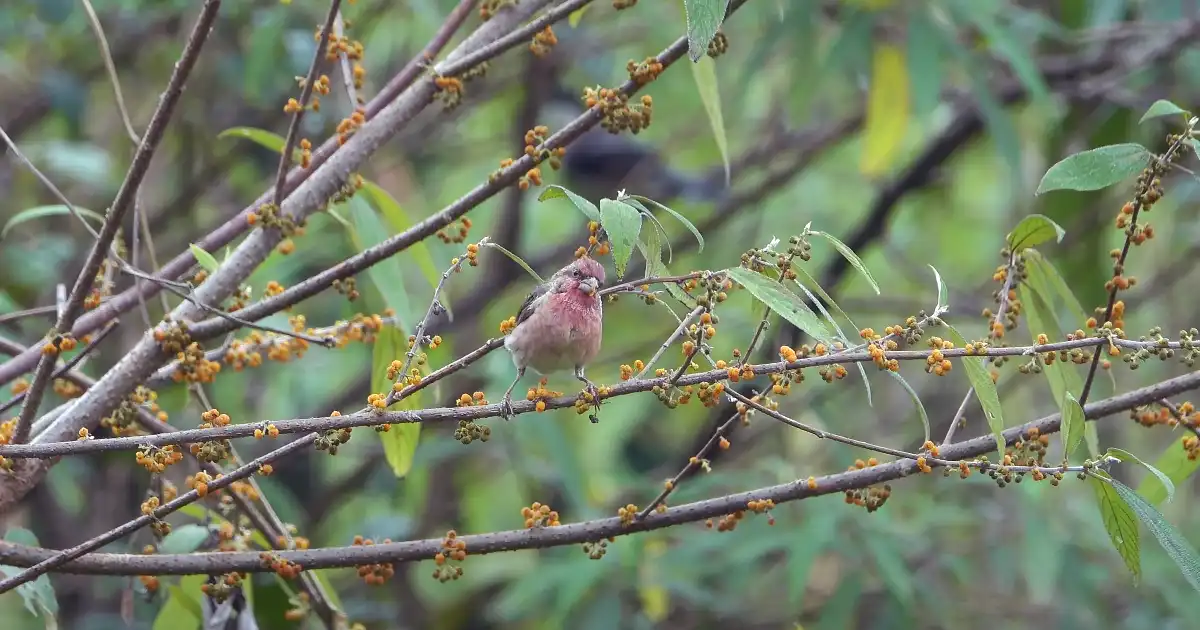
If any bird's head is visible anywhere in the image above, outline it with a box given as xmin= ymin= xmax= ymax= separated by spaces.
xmin=554 ymin=256 xmax=606 ymax=297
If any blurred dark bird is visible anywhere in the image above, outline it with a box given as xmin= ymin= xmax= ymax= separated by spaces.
xmin=542 ymin=85 xmax=728 ymax=205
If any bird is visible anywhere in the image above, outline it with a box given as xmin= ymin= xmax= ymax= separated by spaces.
xmin=542 ymin=85 xmax=728 ymax=205
xmin=500 ymin=256 xmax=606 ymax=419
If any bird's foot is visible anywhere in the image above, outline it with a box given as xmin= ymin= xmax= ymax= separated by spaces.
xmin=500 ymin=394 xmax=516 ymax=421
xmin=577 ymin=380 xmax=603 ymax=423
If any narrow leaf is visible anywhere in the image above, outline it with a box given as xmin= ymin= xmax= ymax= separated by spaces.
xmin=1139 ymin=99 xmax=1188 ymax=124
xmin=790 ymin=275 xmax=872 ymax=407
xmin=883 ymin=370 xmax=931 ymax=443
xmin=1136 ymin=440 xmax=1200 ymax=507
xmin=1060 ymin=391 xmax=1085 ymax=462
xmin=372 ymin=324 xmax=421 ymax=477
xmin=810 ymin=230 xmax=880 ymax=294
xmin=568 ymin=4 xmax=590 ymax=27
xmin=1024 ymin=250 xmax=1088 ymax=327
xmin=906 ymin=8 xmax=944 ymax=118
xmin=1036 ymin=143 xmax=1152 ymax=194
xmin=217 ymin=126 xmax=287 ymax=153
xmin=359 ymin=181 xmax=441 ymax=292
xmin=861 ymin=43 xmax=910 ymax=176
xmin=539 ymin=185 xmax=600 ymax=221
xmin=347 ymin=198 xmax=412 ymax=326
xmin=630 ymin=194 xmax=704 ymax=252
xmin=929 ymin=264 xmax=948 ymax=314
xmin=1110 ymin=477 xmax=1200 ymax=593
xmin=1006 ymin=214 xmax=1066 ymax=252
xmin=1090 ymin=472 xmax=1141 ymax=583
xmin=484 ymin=242 xmax=544 ymax=283
xmin=683 ymin=0 xmax=730 ymax=62
xmin=188 ymin=244 xmax=220 ymax=274
xmin=599 ymin=198 xmax=642 ymax=279
xmin=945 ymin=324 xmax=1005 ymax=454
xmin=688 ymin=55 xmax=730 ymax=185
xmin=3 ymin=204 xmax=106 ymax=239
xmin=725 ymin=267 xmax=834 ymax=344
xmin=1108 ymin=447 xmax=1175 ymax=504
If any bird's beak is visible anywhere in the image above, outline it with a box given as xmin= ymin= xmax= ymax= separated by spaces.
xmin=579 ymin=277 xmax=599 ymax=295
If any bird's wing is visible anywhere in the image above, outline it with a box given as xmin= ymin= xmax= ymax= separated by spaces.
xmin=514 ymin=281 xmax=552 ymax=326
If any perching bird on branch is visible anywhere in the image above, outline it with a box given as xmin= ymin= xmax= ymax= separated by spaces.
xmin=500 ymin=256 xmax=605 ymax=420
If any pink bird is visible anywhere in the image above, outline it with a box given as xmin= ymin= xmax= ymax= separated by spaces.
xmin=501 ymin=256 xmax=606 ymax=419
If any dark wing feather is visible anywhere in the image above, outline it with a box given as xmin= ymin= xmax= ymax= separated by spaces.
xmin=514 ymin=281 xmax=552 ymax=326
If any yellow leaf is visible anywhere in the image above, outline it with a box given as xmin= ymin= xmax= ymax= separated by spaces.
xmin=860 ymin=43 xmax=910 ymax=176
xmin=569 ymin=5 xmax=590 ymax=27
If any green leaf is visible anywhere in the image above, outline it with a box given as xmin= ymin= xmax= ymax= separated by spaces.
xmin=484 ymin=242 xmax=544 ymax=283
xmin=1108 ymin=447 xmax=1175 ymax=504
xmin=883 ymin=370 xmax=931 ymax=444
xmin=639 ymin=222 xmax=666 ymax=279
xmin=159 ymin=523 xmax=212 ymax=554
xmin=860 ymin=42 xmax=910 ymax=176
xmin=944 ymin=324 xmax=1005 ymax=454
xmin=188 ymin=244 xmax=220 ymax=274
xmin=1090 ymin=472 xmax=1141 ymax=583
xmin=683 ymin=0 xmax=730 ymax=62
xmin=725 ymin=267 xmax=834 ymax=344
xmin=599 ymin=199 xmax=643 ymax=279
xmin=155 ymin=575 xmax=205 ymax=630
xmin=810 ymin=230 xmax=880 ymax=294
xmin=2 ymin=204 xmax=106 ymax=239
xmin=346 ymin=197 xmax=412 ymax=327
xmin=1060 ymin=391 xmax=1085 ymax=462
xmin=1036 ymin=143 xmax=1152 ymax=194
xmin=1 ymin=528 xmax=58 ymax=620
xmin=372 ymin=324 xmax=421 ymax=477
xmin=969 ymin=11 xmax=1050 ymax=106
xmin=906 ymin=8 xmax=944 ymax=118
xmin=569 ymin=4 xmax=590 ymax=27
xmin=629 ymin=195 xmax=704 ymax=252
xmin=1139 ymin=99 xmax=1189 ymax=124
xmin=789 ymin=273 xmax=872 ymax=407
xmin=929 ymin=265 xmax=948 ymax=314
xmin=539 ymin=185 xmax=600 ymax=221
xmin=359 ymin=181 xmax=441 ymax=292
xmin=1137 ymin=441 xmax=1200 ymax=507
xmin=216 ymin=126 xmax=286 ymax=153
xmin=1024 ymin=250 xmax=1088 ymax=328
xmin=688 ymin=55 xmax=730 ymax=186
xmin=1006 ymin=214 xmax=1065 ymax=252
xmin=1110 ymin=475 xmax=1200 ymax=594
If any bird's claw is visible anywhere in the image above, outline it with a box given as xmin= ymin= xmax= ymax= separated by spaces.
xmin=500 ymin=394 xmax=516 ymax=421
xmin=579 ymin=380 xmax=602 ymax=423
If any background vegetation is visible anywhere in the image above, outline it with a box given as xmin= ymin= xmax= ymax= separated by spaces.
xmin=2 ymin=0 xmax=1200 ymax=628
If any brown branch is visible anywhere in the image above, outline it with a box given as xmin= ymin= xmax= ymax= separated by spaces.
xmin=0 ymin=371 xmax=1195 ymax=577
xmin=1 ymin=335 xmax=1187 ymax=460
xmin=0 ymin=321 xmax=119 ymax=416
xmin=10 ymin=0 xmax=221 ymax=445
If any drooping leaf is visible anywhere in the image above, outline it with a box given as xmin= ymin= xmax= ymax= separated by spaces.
xmin=810 ymin=230 xmax=880 ymax=294
xmin=539 ymin=185 xmax=600 ymax=221
xmin=629 ymin=195 xmax=704 ymax=252
xmin=1108 ymin=447 xmax=1175 ymax=504
xmin=568 ymin=4 xmax=590 ymax=27
xmin=346 ymin=197 xmax=412 ymax=327
xmin=599 ymin=198 xmax=643 ymax=279
xmin=485 ymin=242 xmax=544 ymax=283
xmin=188 ymin=244 xmax=220 ymax=274
xmin=1139 ymin=99 xmax=1189 ymax=124
xmin=683 ymin=0 xmax=730 ymax=62
xmin=906 ymin=8 xmax=944 ymax=118
xmin=217 ymin=126 xmax=287 ymax=154
xmin=945 ymin=324 xmax=1005 ymax=454
xmin=1023 ymin=250 xmax=1088 ymax=328
xmin=861 ymin=43 xmax=910 ymax=176
xmin=725 ymin=267 xmax=834 ymax=344
xmin=359 ymin=181 xmax=441 ymax=292
xmin=1036 ymin=143 xmax=1152 ymax=194
xmin=372 ymin=323 xmax=421 ymax=477
xmin=1006 ymin=214 xmax=1065 ymax=252
xmin=1060 ymin=391 xmax=1085 ymax=462
xmin=929 ymin=265 xmax=948 ymax=314
xmin=1 ymin=528 xmax=58 ymax=620
xmin=789 ymin=274 xmax=872 ymax=407
xmin=1090 ymin=472 xmax=1141 ymax=584
xmin=967 ymin=11 xmax=1050 ymax=106
xmin=1137 ymin=440 xmax=1200 ymax=507
xmin=883 ymin=370 xmax=931 ymax=444
xmin=1110 ymin=475 xmax=1200 ymax=593
xmin=688 ymin=55 xmax=730 ymax=186
xmin=159 ymin=523 xmax=213 ymax=554
xmin=3 ymin=204 xmax=105 ymax=240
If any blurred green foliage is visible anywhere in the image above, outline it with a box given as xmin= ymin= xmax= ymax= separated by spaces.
xmin=3 ymin=0 xmax=1200 ymax=628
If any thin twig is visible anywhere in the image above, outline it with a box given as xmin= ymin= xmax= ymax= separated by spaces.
xmin=10 ymin=0 xmax=222 ymax=445
xmin=0 ymin=321 xmax=119 ymax=416
xmin=80 ymin=0 xmax=140 ymax=145
xmin=637 ymin=307 xmax=703 ymax=379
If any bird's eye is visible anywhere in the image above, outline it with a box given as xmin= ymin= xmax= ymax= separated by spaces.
xmin=572 ymin=269 xmax=581 ymax=278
